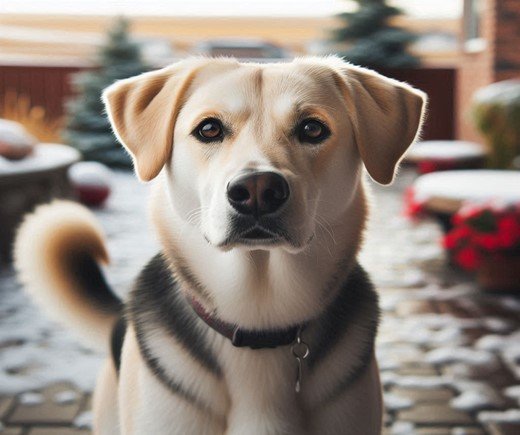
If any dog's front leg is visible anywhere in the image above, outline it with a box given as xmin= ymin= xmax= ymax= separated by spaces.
xmin=119 ymin=327 xmax=227 ymax=435
xmin=307 ymin=356 xmax=383 ymax=435
xmin=223 ymin=347 xmax=306 ymax=435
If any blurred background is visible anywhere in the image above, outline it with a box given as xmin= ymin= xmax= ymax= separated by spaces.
xmin=0 ymin=1 xmax=519 ymax=434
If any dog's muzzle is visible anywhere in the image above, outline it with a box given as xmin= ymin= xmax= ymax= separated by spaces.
xmin=227 ymin=171 xmax=290 ymax=218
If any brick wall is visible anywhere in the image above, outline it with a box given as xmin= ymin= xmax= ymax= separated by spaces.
xmin=457 ymin=0 xmax=496 ymax=142
xmin=457 ymin=0 xmax=520 ymax=142
xmin=495 ymin=0 xmax=520 ymax=81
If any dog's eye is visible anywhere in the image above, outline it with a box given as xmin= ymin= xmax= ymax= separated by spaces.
xmin=194 ymin=118 xmax=224 ymax=142
xmin=297 ymin=119 xmax=330 ymax=144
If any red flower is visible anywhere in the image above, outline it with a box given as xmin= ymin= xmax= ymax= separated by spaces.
xmin=442 ymin=233 xmax=458 ymax=249
xmin=473 ymin=233 xmax=501 ymax=251
xmin=444 ymin=225 xmax=471 ymax=250
xmin=460 ymin=204 xmax=485 ymax=221
xmin=454 ymin=247 xmax=481 ymax=270
xmin=417 ymin=159 xmax=457 ymax=174
xmin=497 ymin=216 xmax=520 ymax=248
xmin=403 ymin=187 xmax=424 ymax=218
xmin=418 ymin=161 xmax=437 ymax=174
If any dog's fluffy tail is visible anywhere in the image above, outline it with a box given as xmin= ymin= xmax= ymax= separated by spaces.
xmin=14 ymin=200 xmax=122 ymax=352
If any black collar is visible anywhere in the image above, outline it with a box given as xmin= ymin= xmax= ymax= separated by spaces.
xmin=186 ymin=294 xmax=303 ymax=349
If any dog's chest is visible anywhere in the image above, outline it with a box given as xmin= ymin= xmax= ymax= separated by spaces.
xmin=218 ymin=341 xmax=308 ymax=433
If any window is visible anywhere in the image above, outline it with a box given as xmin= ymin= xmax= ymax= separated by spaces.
xmin=464 ymin=0 xmax=486 ymax=52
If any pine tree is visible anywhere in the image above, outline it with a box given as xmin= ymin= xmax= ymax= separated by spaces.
xmin=333 ymin=0 xmax=419 ymax=69
xmin=64 ymin=17 xmax=149 ymax=167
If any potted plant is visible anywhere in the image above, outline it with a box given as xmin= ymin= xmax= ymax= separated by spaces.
xmin=472 ymin=80 xmax=520 ymax=169
xmin=443 ymin=203 xmax=520 ymax=291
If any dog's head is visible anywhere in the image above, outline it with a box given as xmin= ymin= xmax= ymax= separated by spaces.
xmin=103 ymin=57 xmax=426 ymax=252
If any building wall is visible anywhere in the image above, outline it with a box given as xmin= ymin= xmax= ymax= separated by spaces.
xmin=0 ymin=64 xmax=455 ymax=141
xmin=457 ymin=0 xmax=496 ymax=143
xmin=457 ymin=0 xmax=520 ymax=142
xmin=494 ymin=0 xmax=520 ymax=81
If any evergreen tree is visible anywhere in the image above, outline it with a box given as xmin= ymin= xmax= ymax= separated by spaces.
xmin=64 ymin=17 xmax=149 ymax=167
xmin=333 ymin=0 xmax=419 ymax=69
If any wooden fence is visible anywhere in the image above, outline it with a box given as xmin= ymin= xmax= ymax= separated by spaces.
xmin=0 ymin=62 xmax=456 ymax=140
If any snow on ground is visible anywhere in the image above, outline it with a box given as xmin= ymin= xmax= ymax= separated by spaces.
xmin=451 ymin=387 xmax=505 ymax=411
xmin=18 ymin=392 xmax=44 ymax=406
xmin=0 ymin=171 xmax=157 ymax=394
xmin=54 ymin=389 xmax=79 ymax=405
xmin=74 ymin=410 xmax=94 ymax=429
xmin=384 ymin=392 xmax=415 ymax=411
xmin=390 ymin=421 xmax=415 ymax=435
xmin=0 ymin=167 xmax=519 ymax=433
xmin=477 ymin=408 xmax=520 ymax=423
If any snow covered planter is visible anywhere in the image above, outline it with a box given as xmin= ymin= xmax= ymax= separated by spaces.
xmin=408 ymin=170 xmax=520 ymax=234
xmin=443 ymin=203 xmax=520 ymax=291
xmin=404 ymin=140 xmax=488 ymax=174
xmin=68 ymin=162 xmax=112 ymax=207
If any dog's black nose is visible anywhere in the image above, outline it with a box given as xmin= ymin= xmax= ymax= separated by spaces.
xmin=227 ymin=171 xmax=290 ymax=217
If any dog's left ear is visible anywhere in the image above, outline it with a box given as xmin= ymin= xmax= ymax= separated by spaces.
xmin=332 ymin=61 xmax=427 ymax=185
xmin=102 ymin=59 xmax=205 ymax=181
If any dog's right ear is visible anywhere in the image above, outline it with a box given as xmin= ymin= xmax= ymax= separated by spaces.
xmin=102 ymin=59 xmax=206 ymax=181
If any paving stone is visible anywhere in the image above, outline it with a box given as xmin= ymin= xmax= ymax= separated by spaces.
xmin=396 ymin=365 xmax=439 ymax=376
xmin=416 ymin=428 xmax=484 ymax=435
xmin=452 ymin=428 xmax=485 ymax=435
xmin=0 ymin=397 xmax=15 ymax=419
xmin=416 ymin=428 xmax=451 ymax=435
xmin=396 ymin=299 xmax=437 ymax=316
xmin=0 ymin=428 xmax=24 ymax=435
xmin=390 ymin=387 xmax=454 ymax=403
xmin=8 ymin=384 xmax=82 ymax=426
xmin=398 ymin=403 xmax=473 ymax=425
xmin=486 ymin=422 xmax=520 ymax=435
xmin=28 ymin=429 xmax=89 ymax=435
xmin=1 ymin=168 xmax=519 ymax=434
xmin=436 ymin=299 xmax=475 ymax=319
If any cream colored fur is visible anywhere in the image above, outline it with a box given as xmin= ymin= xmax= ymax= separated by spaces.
xmin=14 ymin=201 xmax=114 ymax=351
xmin=15 ymin=56 xmax=426 ymax=435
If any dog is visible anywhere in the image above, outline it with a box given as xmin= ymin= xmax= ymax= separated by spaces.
xmin=15 ymin=56 xmax=426 ymax=435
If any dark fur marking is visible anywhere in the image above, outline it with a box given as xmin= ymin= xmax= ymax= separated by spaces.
xmin=134 ymin=325 xmax=210 ymax=410
xmin=174 ymin=261 xmax=213 ymax=302
xmin=307 ymin=263 xmax=380 ymax=404
xmin=307 ymin=264 xmax=378 ymax=368
xmin=129 ymin=253 xmax=221 ymax=376
xmin=66 ymin=252 xmax=122 ymax=313
xmin=129 ymin=254 xmax=379 ymax=408
xmin=110 ymin=316 xmax=127 ymax=375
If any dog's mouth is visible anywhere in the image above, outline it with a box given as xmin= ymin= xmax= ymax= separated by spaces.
xmin=237 ymin=226 xmax=282 ymax=245
xmin=214 ymin=220 xmax=288 ymax=249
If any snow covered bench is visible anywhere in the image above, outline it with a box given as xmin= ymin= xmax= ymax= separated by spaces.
xmin=0 ymin=143 xmax=80 ymax=264
xmin=410 ymin=170 xmax=520 ymax=231
xmin=404 ymin=140 xmax=488 ymax=174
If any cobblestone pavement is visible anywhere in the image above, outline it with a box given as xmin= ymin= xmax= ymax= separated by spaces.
xmin=0 ymin=169 xmax=519 ymax=434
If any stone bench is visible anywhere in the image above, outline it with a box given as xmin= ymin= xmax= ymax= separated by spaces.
xmin=0 ymin=143 xmax=80 ymax=265
xmin=411 ymin=169 xmax=520 ymax=231
xmin=404 ymin=140 xmax=488 ymax=174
